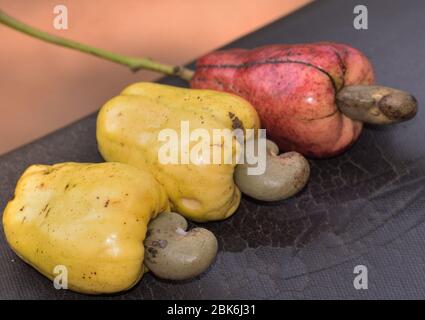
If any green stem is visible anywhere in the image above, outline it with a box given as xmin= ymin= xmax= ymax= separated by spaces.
xmin=0 ymin=9 xmax=195 ymax=81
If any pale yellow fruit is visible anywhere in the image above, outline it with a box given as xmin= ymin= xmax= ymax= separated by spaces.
xmin=97 ymin=82 xmax=260 ymax=222
xmin=3 ymin=162 xmax=169 ymax=294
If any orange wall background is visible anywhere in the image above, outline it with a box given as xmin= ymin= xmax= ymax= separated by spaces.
xmin=0 ymin=0 xmax=310 ymax=155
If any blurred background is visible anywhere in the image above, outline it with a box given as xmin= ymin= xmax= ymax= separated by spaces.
xmin=0 ymin=0 xmax=310 ymax=155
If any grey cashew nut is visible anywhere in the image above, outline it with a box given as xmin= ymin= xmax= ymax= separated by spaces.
xmin=234 ymin=139 xmax=310 ymax=201
xmin=336 ymin=85 xmax=418 ymax=125
xmin=144 ymin=212 xmax=218 ymax=280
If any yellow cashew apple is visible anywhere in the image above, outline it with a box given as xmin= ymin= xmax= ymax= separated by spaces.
xmin=97 ymin=82 xmax=260 ymax=222
xmin=3 ymin=162 xmax=169 ymax=294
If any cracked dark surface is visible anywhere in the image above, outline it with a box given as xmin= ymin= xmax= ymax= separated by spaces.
xmin=1 ymin=0 xmax=425 ymax=299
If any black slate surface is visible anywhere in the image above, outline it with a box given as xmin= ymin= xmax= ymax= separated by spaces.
xmin=1 ymin=0 xmax=425 ymax=299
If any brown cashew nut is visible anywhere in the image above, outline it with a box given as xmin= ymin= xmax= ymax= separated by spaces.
xmin=144 ymin=212 xmax=218 ymax=280
xmin=336 ymin=85 xmax=418 ymax=125
xmin=234 ymin=139 xmax=310 ymax=201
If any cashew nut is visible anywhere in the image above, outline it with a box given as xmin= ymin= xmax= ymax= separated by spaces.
xmin=336 ymin=85 xmax=418 ymax=125
xmin=144 ymin=212 xmax=218 ymax=280
xmin=234 ymin=139 xmax=310 ymax=201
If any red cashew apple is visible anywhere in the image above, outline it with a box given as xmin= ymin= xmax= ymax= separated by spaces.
xmin=190 ymin=42 xmax=417 ymax=158
xmin=190 ymin=42 xmax=375 ymax=158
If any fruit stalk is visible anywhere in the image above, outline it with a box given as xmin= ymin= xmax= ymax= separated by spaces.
xmin=0 ymin=9 xmax=194 ymax=81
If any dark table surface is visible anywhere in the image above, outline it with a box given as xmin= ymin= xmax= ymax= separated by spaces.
xmin=1 ymin=0 xmax=425 ymax=299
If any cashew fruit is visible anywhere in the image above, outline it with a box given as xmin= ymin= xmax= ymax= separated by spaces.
xmin=144 ymin=212 xmax=218 ymax=280
xmin=97 ymin=82 xmax=260 ymax=222
xmin=234 ymin=139 xmax=310 ymax=201
xmin=190 ymin=42 xmax=375 ymax=158
xmin=3 ymin=162 xmax=169 ymax=294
